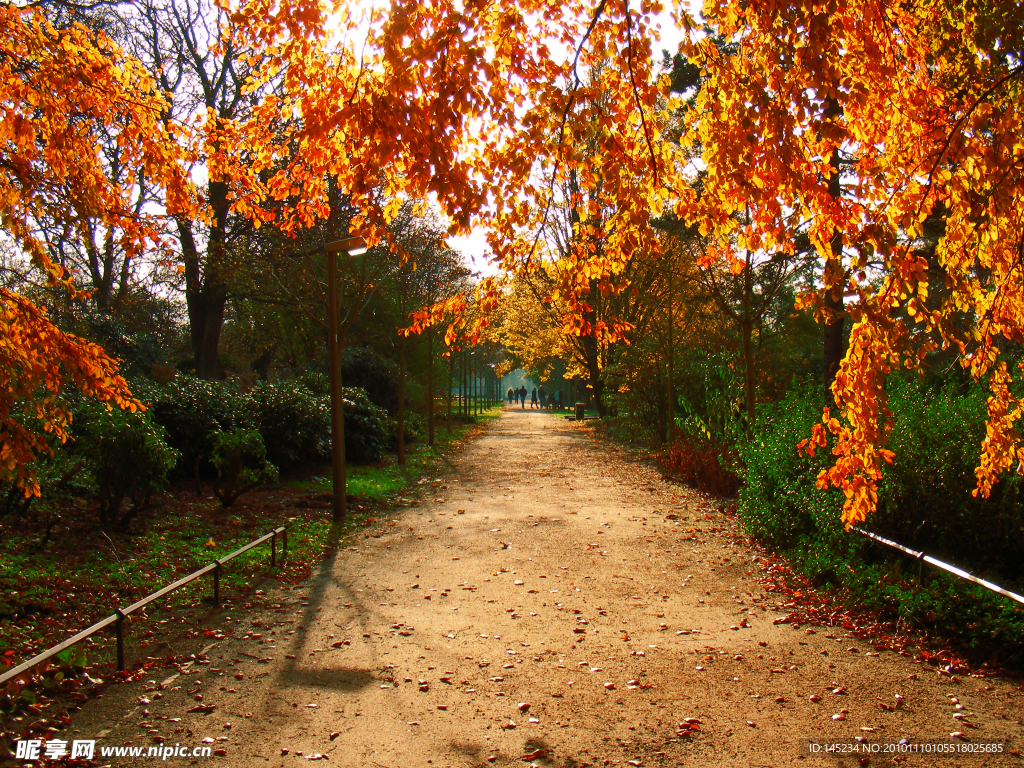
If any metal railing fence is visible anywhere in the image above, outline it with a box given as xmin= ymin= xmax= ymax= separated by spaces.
xmin=851 ymin=526 xmax=1024 ymax=606
xmin=0 ymin=526 xmax=286 ymax=686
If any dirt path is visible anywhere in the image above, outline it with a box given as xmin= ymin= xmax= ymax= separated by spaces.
xmin=72 ymin=408 xmax=1022 ymax=767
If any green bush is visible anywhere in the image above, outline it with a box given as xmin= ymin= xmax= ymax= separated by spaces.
xmin=210 ymin=428 xmax=279 ymax=507
xmin=736 ymin=382 xmax=842 ymax=550
xmin=738 ymin=377 xmax=1024 ymax=667
xmin=75 ymin=403 xmax=179 ymax=530
xmin=134 ymin=376 xmax=388 ymax=472
xmin=874 ymin=379 xmax=1024 ymax=582
xmin=132 ymin=376 xmax=244 ymax=477
xmin=340 ymin=347 xmax=400 ymax=413
xmin=343 ymin=388 xmax=388 ymax=463
xmin=388 ymin=411 xmax=426 ymax=450
xmin=246 ymin=380 xmax=330 ymax=467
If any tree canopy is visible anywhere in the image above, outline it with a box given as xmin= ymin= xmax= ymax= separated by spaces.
xmin=2 ymin=0 xmax=1023 ymax=527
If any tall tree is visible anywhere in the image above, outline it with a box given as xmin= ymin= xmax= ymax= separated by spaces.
xmin=123 ymin=0 xmax=267 ymax=378
xmin=680 ymin=0 xmax=1024 ymax=525
xmin=0 ymin=3 xmax=191 ymax=494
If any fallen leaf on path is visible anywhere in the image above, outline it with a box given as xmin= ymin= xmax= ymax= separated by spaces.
xmin=187 ymin=705 xmax=215 ymax=714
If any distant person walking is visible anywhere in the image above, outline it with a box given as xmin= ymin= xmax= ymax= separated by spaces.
xmin=520 ymin=386 xmax=527 ymax=409
xmin=531 ymin=388 xmax=538 ymax=409
xmin=539 ymin=387 xmax=546 ymax=408
xmin=507 ymin=387 xmax=514 ymax=404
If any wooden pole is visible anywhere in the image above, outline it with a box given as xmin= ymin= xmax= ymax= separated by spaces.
xmin=327 ymin=247 xmax=346 ymax=522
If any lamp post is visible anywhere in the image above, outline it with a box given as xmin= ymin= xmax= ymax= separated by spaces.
xmin=325 ymin=236 xmax=367 ymax=523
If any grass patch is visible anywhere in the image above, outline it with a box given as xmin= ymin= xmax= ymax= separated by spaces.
xmin=291 ymin=406 xmax=502 ymax=500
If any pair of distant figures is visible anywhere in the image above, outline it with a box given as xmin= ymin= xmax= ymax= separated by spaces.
xmin=507 ymin=386 xmax=561 ymax=410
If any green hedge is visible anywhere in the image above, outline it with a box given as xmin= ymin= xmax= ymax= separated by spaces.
xmin=738 ymin=378 xmax=1024 ymax=667
xmin=131 ymin=376 xmax=388 ymax=473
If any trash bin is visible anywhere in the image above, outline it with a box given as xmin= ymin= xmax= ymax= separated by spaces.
xmin=574 ymin=402 xmax=586 ymax=421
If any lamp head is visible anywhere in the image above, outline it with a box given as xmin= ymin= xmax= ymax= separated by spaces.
xmin=325 ymin=236 xmax=367 ymax=256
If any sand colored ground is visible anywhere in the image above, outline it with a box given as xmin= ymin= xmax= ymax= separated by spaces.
xmin=70 ymin=407 xmax=1023 ymax=767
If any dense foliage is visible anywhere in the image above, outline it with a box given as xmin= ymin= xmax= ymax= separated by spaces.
xmin=738 ymin=378 xmax=1024 ymax=664
xmin=74 ymin=402 xmax=179 ymax=530
xmin=134 ymin=376 xmax=389 ymax=472
xmin=209 ymin=428 xmax=279 ymax=507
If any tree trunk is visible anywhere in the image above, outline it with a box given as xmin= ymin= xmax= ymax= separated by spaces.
xmin=179 ymin=177 xmax=230 ymax=380
xmin=397 ymin=332 xmax=406 ymax=465
xmin=446 ymin=352 xmax=453 ymax=431
xmin=741 ymin=248 xmax=756 ymax=429
xmin=462 ymin=351 xmax=468 ymax=418
xmin=666 ymin=258 xmax=674 ymax=443
xmin=823 ymin=97 xmax=847 ymax=393
xmin=582 ymin=280 xmax=607 ymax=417
xmin=427 ymin=329 xmax=435 ymax=446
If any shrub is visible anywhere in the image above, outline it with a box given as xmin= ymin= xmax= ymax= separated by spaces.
xmin=210 ymin=428 xmax=279 ymax=507
xmin=874 ymin=378 xmax=1024 ymax=583
xmin=296 ymin=370 xmax=330 ymax=396
xmin=737 ymin=377 xmax=1024 ymax=668
xmin=75 ymin=402 xmax=179 ymax=530
xmin=388 ymin=411 xmax=426 ymax=451
xmin=343 ymin=388 xmax=388 ymax=463
xmin=132 ymin=376 xmax=244 ymax=477
xmin=135 ymin=376 xmax=388 ymax=472
xmin=739 ymin=377 xmax=1024 ymax=583
xmin=736 ymin=382 xmax=842 ymax=550
xmin=245 ymin=380 xmax=330 ymax=468
xmin=663 ymin=431 xmax=741 ymax=497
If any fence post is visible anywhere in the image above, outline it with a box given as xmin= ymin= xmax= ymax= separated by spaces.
xmin=281 ymin=528 xmax=288 ymax=564
xmin=115 ymin=609 xmax=125 ymax=671
xmin=213 ymin=561 xmax=221 ymax=606
xmin=917 ymin=551 xmax=926 ymax=586
xmin=270 ymin=531 xmax=277 ymax=569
